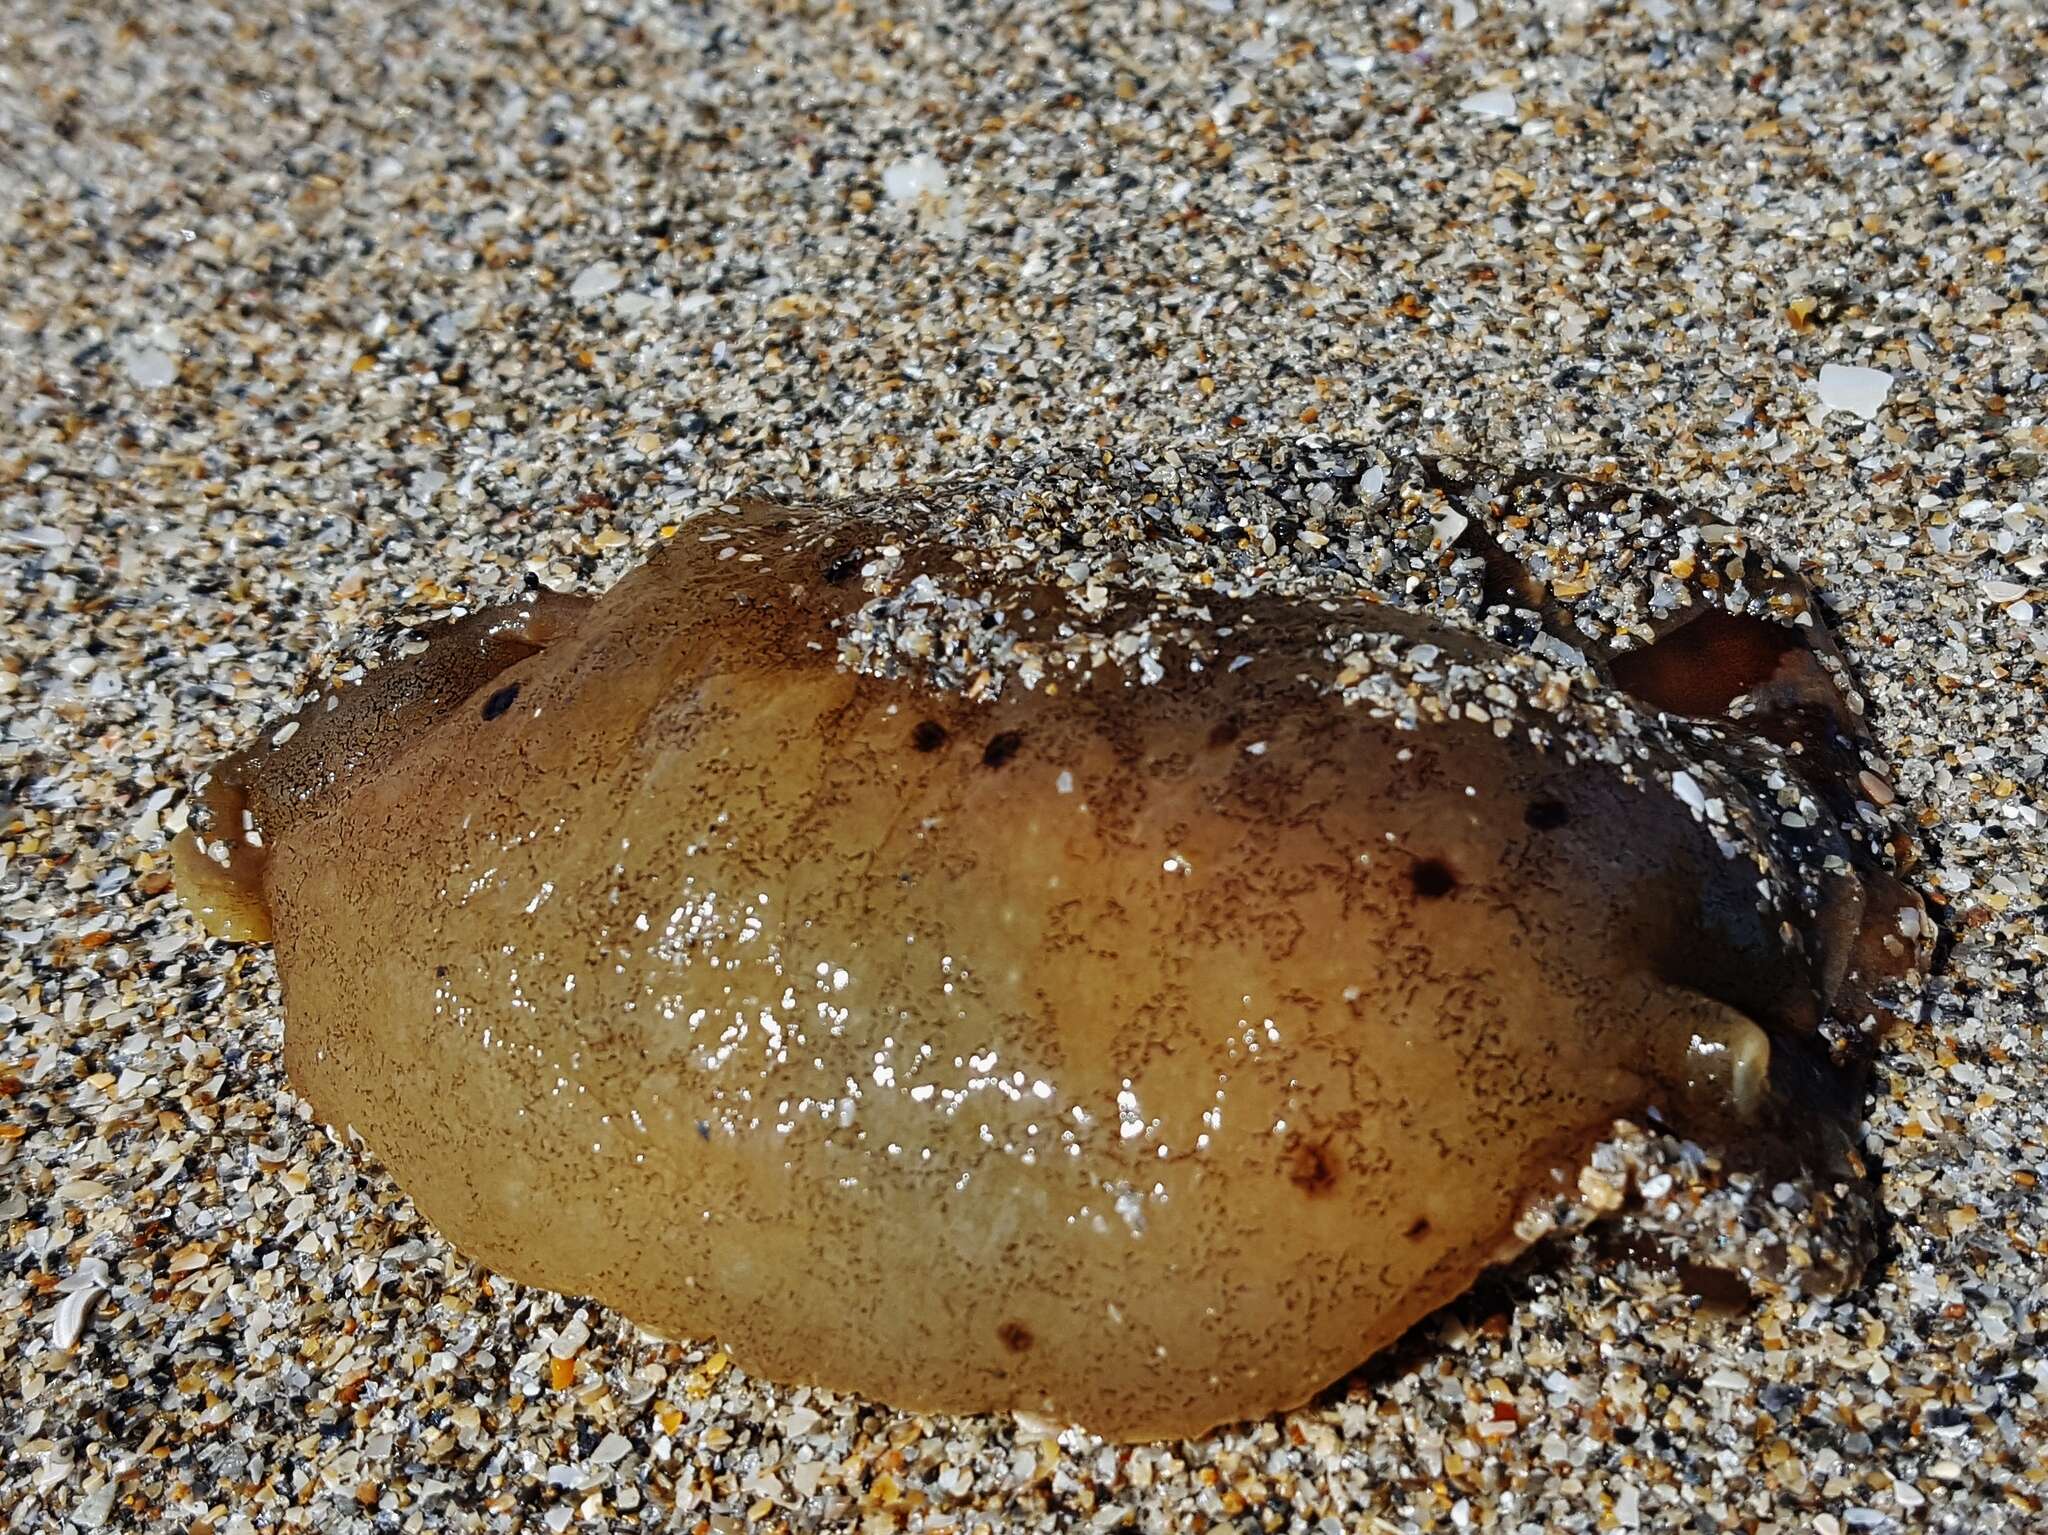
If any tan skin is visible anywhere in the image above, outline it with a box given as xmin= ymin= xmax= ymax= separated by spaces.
xmin=175 ymin=491 xmax=1928 ymax=1440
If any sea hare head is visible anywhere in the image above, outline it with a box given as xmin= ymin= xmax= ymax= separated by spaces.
xmin=173 ymin=448 xmax=1929 ymax=1440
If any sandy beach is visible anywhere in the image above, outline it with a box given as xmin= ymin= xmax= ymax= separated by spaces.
xmin=3 ymin=0 xmax=2044 ymax=1529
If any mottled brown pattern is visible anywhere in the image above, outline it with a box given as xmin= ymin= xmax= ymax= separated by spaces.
xmin=175 ymin=491 xmax=1927 ymax=1439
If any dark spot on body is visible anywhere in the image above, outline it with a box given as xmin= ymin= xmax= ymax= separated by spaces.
xmin=997 ymin=1321 xmax=1033 ymax=1352
xmin=982 ymin=731 xmax=1024 ymax=768
xmin=912 ymin=720 xmax=949 ymax=753
xmin=481 ymin=683 xmax=520 ymax=721
xmin=1410 ymin=858 xmax=1457 ymax=899
xmin=1404 ymin=1216 xmax=1432 ymax=1240
xmin=1287 ymin=1138 xmax=1338 ymax=1195
xmin=822 ymin=548 xmax=864 ymax=584
xmin=1207 ymin=716 xmax=1242 ymax=748
xmin=1524 ymin=798 xmax=1570 ymax=831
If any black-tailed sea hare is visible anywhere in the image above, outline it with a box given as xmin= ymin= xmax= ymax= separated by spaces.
xmin=174 ymin=452 xmax=1930 ymax=1439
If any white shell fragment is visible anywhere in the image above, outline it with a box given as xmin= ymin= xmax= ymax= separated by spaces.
xmin=883 ymin=154 xmax=951 ymax=203
xmin=1458 ymin=87 xmax=1518 ymax=120
xmin=121 ymin=345 xmax=177 ymax=389
xmin=1815 ymin=363 xmax=1894 ymax=421
xmin=49 ymin=1283 xmax=103 ymax=1351
xmin=569 ymin=262 xmax=624 ymax=302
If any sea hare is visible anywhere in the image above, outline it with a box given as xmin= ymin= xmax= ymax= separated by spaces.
xmin=174 ymin=451 xmax=1929 ymax=1440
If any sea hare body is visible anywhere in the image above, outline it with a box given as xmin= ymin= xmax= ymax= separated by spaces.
xmin=176 ymin=451 xmax=1929 ymax=1439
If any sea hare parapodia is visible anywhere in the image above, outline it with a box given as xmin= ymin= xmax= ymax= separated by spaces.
xmin=174 ymin=451 xmax=1930 ymax=1440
